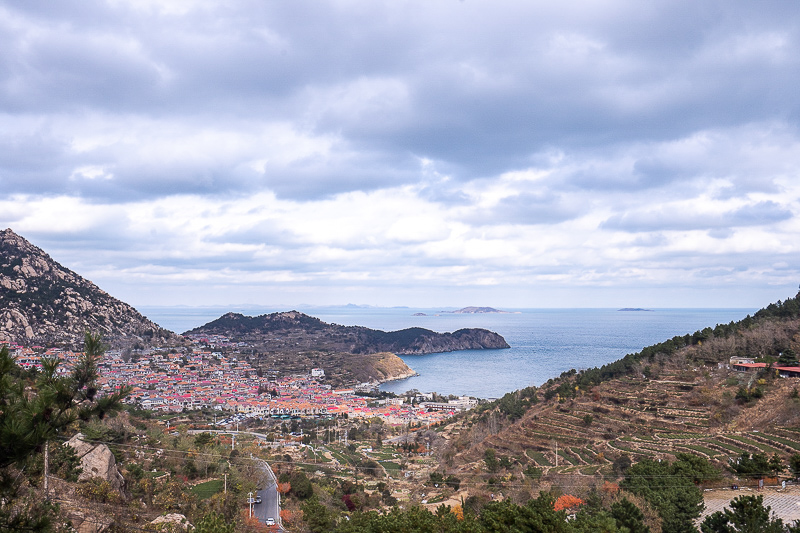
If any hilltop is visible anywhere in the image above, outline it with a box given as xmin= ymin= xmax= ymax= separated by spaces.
xmin=186 ymin=310 xmax=510 ymax=355
xmin=0 ymin=229 xmax=179 ymax=348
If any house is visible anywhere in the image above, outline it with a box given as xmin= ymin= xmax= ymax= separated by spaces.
xmin=732 ymin=362 xmax=767 ymax=372
xmin=776 ymin=366 xmax=800 ymax=378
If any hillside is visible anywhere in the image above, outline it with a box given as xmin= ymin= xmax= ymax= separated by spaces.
xmin=0 ymin=229 xmax=179 ymax=348
xmin=185 ymin=310 xmax=510 ymax=355
xmin=440 ymin=293 xmax=800 ymax=484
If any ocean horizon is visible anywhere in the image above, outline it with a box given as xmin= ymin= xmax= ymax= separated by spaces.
xmin=139 ymin=305 xmax=756 ymax=399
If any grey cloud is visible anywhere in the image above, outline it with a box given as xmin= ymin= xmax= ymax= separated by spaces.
xmin=0 ymin=132 xmax=71 ymax=185
xmin=733 ymin=201 xmax=794 ymax=225
xmin=469 ymin=191 xmax=583 ymax=226
xmin=630 ymin=233 xmax=669 ymax=248
xmin=1 ymin=0 xmax=799 ymax=204
xmin=707 ymin=228 xmax=734 ymax=240
xmin=601 ymin=201 xmax=792 ymax=232
xmin=209 ymin=225 xmax=304 ymax=249
xmin=632 ymin=158 xmax=691 ymax=188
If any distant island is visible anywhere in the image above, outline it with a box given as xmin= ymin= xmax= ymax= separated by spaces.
xmin=618 ymin=308 xmax=654 ymax=312
xmin=446 ymin=306 xmax=516 ymax=314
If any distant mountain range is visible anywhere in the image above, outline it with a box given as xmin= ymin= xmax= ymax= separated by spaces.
xmin=0 ymin=229 xmax=178 ymax=348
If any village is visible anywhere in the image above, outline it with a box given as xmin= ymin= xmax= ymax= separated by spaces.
xmin=4 ymin=334 xmax=479 ymax=428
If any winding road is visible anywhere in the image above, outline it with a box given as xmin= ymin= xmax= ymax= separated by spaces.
xmin=188 ymin=429 xmax=282 ymax=529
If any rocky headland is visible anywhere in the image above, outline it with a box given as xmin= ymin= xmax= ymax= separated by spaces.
xmin=185 ymin=310 xmax=510 ymax=355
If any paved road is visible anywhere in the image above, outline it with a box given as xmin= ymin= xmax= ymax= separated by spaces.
xmin=252 ymin=459 xmax=281 ymax=529
xmin=187 ymin=431 xmax=282 ymax=529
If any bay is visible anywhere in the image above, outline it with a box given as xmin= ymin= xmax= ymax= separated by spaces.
xmin=139 ymin=305 xmax=754 ymax=399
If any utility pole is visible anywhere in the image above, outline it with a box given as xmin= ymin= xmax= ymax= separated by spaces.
xmin=555 ymin=441 xmax=558 ymax=468
xmin=224 ymin=473 xmax=227 ymax=494
xmin=43 ymin=441 xmax=49 ymax=497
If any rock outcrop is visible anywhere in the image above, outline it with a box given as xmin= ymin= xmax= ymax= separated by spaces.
xmin=150 ymin=514 xmax=192 ymax=531
xmin=0 ymin=229 xmax=179 ymax=348
xmin=66 ymin=433 xmax=125 ymax=491
xmin=186 ymin=310 xmax=510 ymax=355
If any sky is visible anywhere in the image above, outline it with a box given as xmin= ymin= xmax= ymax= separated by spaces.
xmin=1 ymin=0 xmax=799 ymax=309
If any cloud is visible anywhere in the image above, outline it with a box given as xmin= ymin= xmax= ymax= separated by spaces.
xmin=0 ymin=1 xmax=799 ymax=306
xmin=601 ymin=200 xmax=793 ymax=233
xmin=467 ymin=191 xmax=583 ymax=226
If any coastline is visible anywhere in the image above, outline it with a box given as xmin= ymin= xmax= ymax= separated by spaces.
xmin=377 ymin=368 xmax=419 ymax=384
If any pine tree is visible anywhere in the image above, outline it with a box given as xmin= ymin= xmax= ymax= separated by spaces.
xmin=0 ymin=332 xmax=129 ymax=531
xmin=610 ymin=498 xmax=650 ymax=533
xmin=700 ymin=495 xmax=785 ymax=533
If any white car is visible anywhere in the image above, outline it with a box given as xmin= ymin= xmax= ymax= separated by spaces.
xmin=266 ymin=517 xmax=275 ymax=526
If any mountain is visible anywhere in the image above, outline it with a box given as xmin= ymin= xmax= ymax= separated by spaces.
xmin=185 ymin=310 xmax=510 ymax=355
xmin=0 ymin=229 xmax=178 ymax=348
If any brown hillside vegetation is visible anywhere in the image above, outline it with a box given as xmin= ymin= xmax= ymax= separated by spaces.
xmin=252 ymin=349 xmax=416 ymax=387
xmin=439 ymin=297 xmax=800 ymax=491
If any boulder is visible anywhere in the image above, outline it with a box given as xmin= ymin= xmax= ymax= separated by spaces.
xmin=66 ymin=433 xmax=125 ymax=491
xmin=150 ymin=514 xmax=192 ymax=531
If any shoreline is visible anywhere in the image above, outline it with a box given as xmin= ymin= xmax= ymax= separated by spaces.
xmin=377 ymin=368 xmax=419 ymax=385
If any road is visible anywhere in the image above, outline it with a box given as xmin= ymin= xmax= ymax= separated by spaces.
xmin=251 ymin=458 xmax=281 ymax=529
xmin=187 ymin=431 xmax=282 ymax=529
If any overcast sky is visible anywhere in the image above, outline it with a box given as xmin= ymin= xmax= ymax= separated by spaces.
xmin=1 ymin=0 xmax=799 ymax=309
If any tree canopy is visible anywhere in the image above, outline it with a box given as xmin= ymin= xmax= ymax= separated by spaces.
xmin=0 ymin=332 xmax=129 ymax=531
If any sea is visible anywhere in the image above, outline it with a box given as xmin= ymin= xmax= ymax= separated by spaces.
xmin=139 ymin=306 xmax=755 ymax=400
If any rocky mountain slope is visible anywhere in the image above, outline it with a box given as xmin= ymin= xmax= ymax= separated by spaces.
xmin=185 ymin=310 xmax=510 ymax=355
xmin=0 ymin=229 xmax=178 ymax=348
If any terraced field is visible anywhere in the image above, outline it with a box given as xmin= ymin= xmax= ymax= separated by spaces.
xmin=451 ymin=364 xmax=800 ymax=479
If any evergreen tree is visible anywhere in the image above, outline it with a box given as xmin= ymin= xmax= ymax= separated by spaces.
xmin=778 ymin=349 xmax=797 ymax=366
xmin=769 ymin=453 xmax=786 ymax=476
xmin=571 ymin=510 xmax=621 ymax=533
xmin=0 ymin=333 xmax=129 ymax=531
xmin=610 ymin=498 xmax=650 ymax=533
xmin=700 ymin=495 xmax=785 ymax=533
xmin=623 ymin=455 xmax=710 ymax=533
xmin=301 ymin=496 xmax=335 ymax=533
xmin=479 ymin=493 xmax=574 ymax=533
xmin=790 ymin=454 xmax=800 ymax=478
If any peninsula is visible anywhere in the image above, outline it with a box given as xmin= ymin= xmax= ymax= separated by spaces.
xmin=185 ymin=310 xmax=510 ymax=355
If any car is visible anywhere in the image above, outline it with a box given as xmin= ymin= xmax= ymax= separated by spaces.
xmin=266 ymin=517 xmax=275 ymax=526
xmin=254 ymin=495 xmax=262 ymax=504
